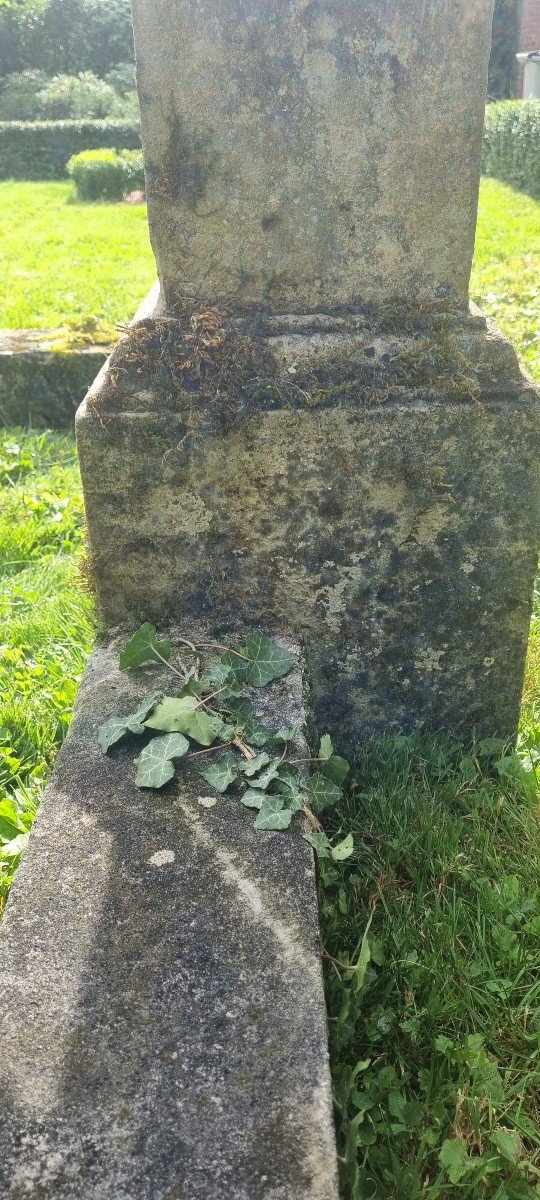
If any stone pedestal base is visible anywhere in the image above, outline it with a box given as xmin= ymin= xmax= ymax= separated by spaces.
xmin=77 ymin=298 xmax=540 ymax=745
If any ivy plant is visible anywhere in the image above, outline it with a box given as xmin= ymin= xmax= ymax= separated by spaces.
xmin=97 ymin=623 xmax=353 ymax=858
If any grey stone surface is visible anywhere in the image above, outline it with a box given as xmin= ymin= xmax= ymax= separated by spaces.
xmin=77 ymin=301 xmax=540 ymax=745
xmin=0 ymin=331 xmax=110 ymax=428
xmin=132 ymin=0 xmax=494 ymax=311
xmin=0 ymin=632 xmax=338 ymax=1200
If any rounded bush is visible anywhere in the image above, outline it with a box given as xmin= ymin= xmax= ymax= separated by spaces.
xmin=66 ymin=146 xmax=144 ymax=201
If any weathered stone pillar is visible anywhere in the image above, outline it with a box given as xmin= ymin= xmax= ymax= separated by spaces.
xmin=77 ymin=0 xmax=540 ymax=744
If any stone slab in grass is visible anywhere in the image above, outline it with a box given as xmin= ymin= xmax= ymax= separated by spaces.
xmin=0 ymin=330 xmax=111 ymax=428
xmin=0 ymin=631 xmax=338 ymax=1200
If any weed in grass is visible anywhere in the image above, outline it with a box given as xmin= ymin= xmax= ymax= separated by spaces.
xmin=320 ymin=735 xmax=540 ymax=1199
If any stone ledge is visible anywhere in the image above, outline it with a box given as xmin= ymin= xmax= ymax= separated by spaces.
xmin=0 ymin=631 xmax=338 ymax=1200
xmin=0 ymin=330 xmax=111 ymax=428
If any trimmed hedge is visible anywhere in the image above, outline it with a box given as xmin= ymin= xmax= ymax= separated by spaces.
xmin=0 ymin=118 xmax=140 ymax=180
xmin=67 ymin=148 xmax=144 ymax=200
xmin=483 ymin=99 xmax=540 ymax=199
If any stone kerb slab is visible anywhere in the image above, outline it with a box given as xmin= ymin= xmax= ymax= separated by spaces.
xmin=133 ymin=0 xmax=495 ymax=311
xmin=0 ymin=632 xmax=338 ymax=1200
xmin=0 ymin=330 xmax=111 ymax=428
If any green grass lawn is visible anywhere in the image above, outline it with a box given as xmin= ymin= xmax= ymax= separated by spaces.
xmin=471 ymin=178 xmax=540 ymax=382
xmin=0 ymin=180 xmax=155 ymax=331
xmin=0 ymin=432 xmax=94 ymax=913
xmin=0 ymin=178 xmax=538 ymax=387
xmin=322 ymin=739 xmax=540 ymax=1199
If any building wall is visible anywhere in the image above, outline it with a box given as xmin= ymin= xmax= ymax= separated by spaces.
xmin=518 ymin=0 xmax=540 ymax=92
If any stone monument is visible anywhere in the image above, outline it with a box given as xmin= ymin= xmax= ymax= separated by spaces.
xmin=2 ymin=2 xmax=540 ymax=1197
xmin=77 ymin=0 xmax=540 ymax=745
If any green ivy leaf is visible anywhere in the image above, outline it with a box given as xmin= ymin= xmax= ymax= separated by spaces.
xmin=144 ymin=696 xmax=225 ymax=746
xmin=144 ymin=696 xmax=197 ymax=732
xmin=241 ymin=752 xmax=270 ymax=777
xmin=243 ymin=716 xmax=272 ymax=746
xmin=119 ymin=623 xmax=171 ymax=670
xmin=222 ymin=697 xmax=271 ymax=746
xmin=280 ymin=790 xmax=304 ymax=813
xmin=135 ymin=733 xmax=190 ymax=789
xmin=319 ymin=733 xmax=333 ymax=759
xmin=254 ymin=796 xmax=293 ymax=830
xmin=97 ymin=692 xmax=162 ymax=753
xmin=267 ymin=725 xmax=300 ymax=745
xmin=177 ymin=678 xmax=206 ymax=697
xmin=241 ymin=788 xmax=265 ymax=809
xmin=201 ymin=662 xmax=234 ymax=689
xmin=276 ymin=762 xmax=301 ymax=789
xmin=331 ymin=833 xmax=354 ymax=861
xmin=303 ymin=831 xmax=332 ymax=859
xmin=223 ymin=635 xmax=295 ymax=688
xmin=309 ymin=772 xmax=343 ymax=813
xmin=248 ymin=761 xmax=280 ymax=791
xmin=321 ymin=755 xmax=350 ymax=785
xmin=184 ymin=709 xmax=226 ymax=747
xmin=439 ymin=1139 xmax=470 ymax=1184
xmin=199 ymin=751 xmax=239 ymax=793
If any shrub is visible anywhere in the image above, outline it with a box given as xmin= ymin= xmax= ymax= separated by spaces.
xmin=483 ymin=98 xmax=540 ymax=199
xmin=66 ymin=147 xmax=144 ymax=201
xmin=0 ymin=0 xmax=134 ymax=80
xmin=37 ymin=71 xmax=125 ymax=120
xmin=104 ymin=62 xmax=136 ymax=97
xmin=0 ymin=118 xmax=140 ymax=180
xmin=0 ymin=70 xmax=50 ymax=121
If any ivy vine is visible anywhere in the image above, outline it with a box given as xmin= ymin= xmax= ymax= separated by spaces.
xmin=97 ymin=623 xmax=353 ymax=861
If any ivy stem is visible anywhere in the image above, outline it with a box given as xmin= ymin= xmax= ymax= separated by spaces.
xmin=193 ymin=687 xmax=227 ymax=709
xmin=302 ymin=803 xmax=323 ymax=832
xmin=187 ymin=741 xmax=235 ymax=758
xmin=234 ymin=737 xmax=255 ymax=759
xmin=161 ymin=636 xmax=250 ymax=663
xmin=151 ymin=646 xmax=188 ymax=682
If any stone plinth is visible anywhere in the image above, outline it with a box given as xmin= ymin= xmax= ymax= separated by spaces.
xmin=77 ymin=299 xmax=540 ymax=745
xmin=0 ymin=633 xmax=338 ymax=1200
xmin=133 ymin=0 xmax=494 ymax=311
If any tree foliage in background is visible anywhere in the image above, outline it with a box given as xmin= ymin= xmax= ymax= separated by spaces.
xmin=0 ymin=0 xmax=134 ymax=80
xmin=488 ymin=0 xmax=521 ymax=99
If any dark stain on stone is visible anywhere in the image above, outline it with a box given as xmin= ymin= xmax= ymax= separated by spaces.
xmin=145 ymin=98 xmax=217 ymax=212
xmin=261 ymin=212 xmax=281 ymax=232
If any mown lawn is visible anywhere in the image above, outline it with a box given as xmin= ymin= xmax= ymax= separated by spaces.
xmin=0 ymin=178 xmax=538 ymax=388
xmin=471 ymin=178 xmax=540 ymax=382
xmin=0 ymin=179 xmax=155 ymax=331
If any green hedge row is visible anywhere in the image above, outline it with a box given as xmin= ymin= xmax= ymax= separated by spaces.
xmin=0 ymin=118 xmax=140 ymax=180
xmin=483 ymin=99 xmax=540 ymax=199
